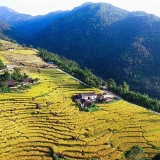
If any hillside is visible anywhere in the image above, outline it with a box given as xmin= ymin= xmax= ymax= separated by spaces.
xmin=30 ymin=3 xmax=160 ymax=99
xmin=0 ymin=6 xmax=32 ymax=25
xmin=0 ymin=21 xmax=11 ymax=39
xmin=0 ymin=3 xmax=160 ymax=99
xmin=0 ymin=6 xmax=69 ymax=43
xmin=0 ymin=40 xmax=160 ymax=159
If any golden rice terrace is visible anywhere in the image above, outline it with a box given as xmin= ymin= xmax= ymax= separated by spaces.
xmin=0 ymin=42 xmax=160 ymax=160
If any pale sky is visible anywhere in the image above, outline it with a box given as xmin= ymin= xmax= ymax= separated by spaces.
xmin=0 ymin=0 xmax=160 ymax=17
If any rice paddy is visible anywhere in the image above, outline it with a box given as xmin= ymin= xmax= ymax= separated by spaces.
xmin=0 ymin=47 xmax=160 ymax=159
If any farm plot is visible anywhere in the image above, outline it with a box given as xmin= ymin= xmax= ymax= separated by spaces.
xmin=0 ymin=52 xmax=160 ymax=159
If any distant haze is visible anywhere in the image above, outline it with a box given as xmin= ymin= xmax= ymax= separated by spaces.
xmin=0 ymin=0 xmax=160 ymax=17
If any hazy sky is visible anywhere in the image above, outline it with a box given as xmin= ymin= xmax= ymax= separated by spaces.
xmin=0 ymin=0 xmax=160 ymax=17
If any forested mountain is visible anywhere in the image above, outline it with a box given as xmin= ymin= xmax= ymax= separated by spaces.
xmin=0 ymin=3 xmax=93 ymax=42
xmin=0 ymin=6 xmax=69 ymax=42
xmin=0 ymin=6 xmax=32 ymax=25
xmin=0 ymin=21 xmax=11 ymax=39
xmin=30 ymin=3 xmax=160 ymax=99
xmin=0 ymin=3 xmax=160 ymax=99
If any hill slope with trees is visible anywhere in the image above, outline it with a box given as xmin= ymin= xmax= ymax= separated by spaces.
xmin=0 ymin=21 xmax=11 ymax=39
xmin=0 ymin=3 xmax=160 ymax=99
xmin=30 ymin=3 xmax=160 ymax=99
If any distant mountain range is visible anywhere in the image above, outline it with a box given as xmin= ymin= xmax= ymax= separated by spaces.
xmin=0 ymin=3 xmax=160 ymax=99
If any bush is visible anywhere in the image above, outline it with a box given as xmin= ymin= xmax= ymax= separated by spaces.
xmin=0 ymin=84 xmax=10 ymax=93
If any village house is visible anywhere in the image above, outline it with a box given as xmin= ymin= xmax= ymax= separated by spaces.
xmin=7 ymin=48 xmax=15 ymax=51
xmin=73 ymin=91 xmax=116 ymax=108
xmin=79 ymin=92 xmax=97 ymax=101
xmin=3 ymin=80 xmax=17 ymax=88
xmin=22 ymin=78 xmax=34 ymax=85
xmin=100 ymin=86 xmax=107 ymax=91
xmin=47 ymin=61 xmax=53 ymax=65
xmin=42 ymin=63 xmax=58 ymax=69
xmin=6 ymin=65 xmax=14 ymax=71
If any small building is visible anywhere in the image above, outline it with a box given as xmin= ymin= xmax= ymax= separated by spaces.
xmin=100 ymin=86 xmax=107 ymax=90
xmin=8 ymin=48 xmax=15 ymax=51
xmin=47 ymin=61 xmax=53 ymax=65
xmin=22 ymin=78 xmax=34 ymax=85
xmin=42 ymin=63 xmax=58 ymax=68
xmin=7 ymin=65 xmax=14 ymax=71
xmin=4 ymin=80 xmax=17 ymax=87
xmin=79 ymin=92 xmax=97 ymax=100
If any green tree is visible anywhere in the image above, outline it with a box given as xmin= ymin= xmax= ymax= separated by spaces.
xmin=3 ymin=71 xmax=11 ymax=81
xmin=53 ymin=155 xmax=59 ymax=160
xmin=107 ymin=79 xmax=116 ymax=90
xmin=125 ymin=145 xmax=144 ymax=160
xmin=12 ymin=67 xmax=22 ymax=81
xmin=10 ymin=39 xmax=17 ymax=44
xmin=0 ymin=59 xmax=5 ymax=69
xmin=152 ymin=154 xmax=160 ymax=160
xmin=0 ymin=84 xmax=10 ymax=93
xmin=123 ymin=81 xmax=130 ymax=93
xmin=23 ymin=73 xmax=29 ymax=78
xmin=22 ymin=44 xmax=26 ymax=48
xmin=117 ymin=85 xmax=124 ymax=95
xmin=102 ymin=80 xmax=107 ymax=86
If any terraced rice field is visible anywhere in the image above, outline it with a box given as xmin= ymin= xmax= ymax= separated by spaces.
xmin=0 ymin=48 xmax=160 ymax=159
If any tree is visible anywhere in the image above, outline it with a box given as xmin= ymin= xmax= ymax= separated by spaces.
xmin=3 ymin=71 xmax=11 ymax=81
xmin=0 ymin=59 xmax=5 ymax=69
xmin=107 ymin=79 xmax=116 ymax=90
xmin=125 ymin=145 xmax=144 ymax=160
xmin=22 ymin=44 xmax=26 ymax=48
xmin=117 ymin=85 xmax=124 ymax=95
xmin=10 ymin=39 xmax=17 ymax=44
xmin=102 ymin=80 xmax=107 ymax=86
xmin=152 ymin=154 xmax=160 ymax=160
xmin=12 ymin=67 xmax=22 ymax=81
xmin=0 ymin=84 xmax=10 ymax=93
xmin=123 ymin=81 xmax=130 ymax=93
xmin=23 ymin=73 xmax=29 ymax=78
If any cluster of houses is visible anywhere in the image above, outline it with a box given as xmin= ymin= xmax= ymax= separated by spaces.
xmin=73 ymin=91 xmax=116 ymax=108
xmin=1 ymin=78 xmax=36 ymax=88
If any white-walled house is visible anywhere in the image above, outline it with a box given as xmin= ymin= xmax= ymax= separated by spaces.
xmin=79 ymin=92 xmax=97 ymax=100
xmin=7 ymin=65 xmax=14 ymax=71
xmin=7 ymin=48 xmax=15 ymax=51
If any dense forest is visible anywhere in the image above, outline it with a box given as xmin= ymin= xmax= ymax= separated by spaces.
xmin=0 ymin=21 xmax=10 ymax=39
xmin=38 ymin=49 xmax=160 ymax=113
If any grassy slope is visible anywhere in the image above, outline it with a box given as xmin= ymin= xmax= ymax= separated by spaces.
xmin=0 ymin=45 xmax=160 ymax=160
